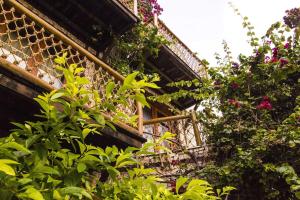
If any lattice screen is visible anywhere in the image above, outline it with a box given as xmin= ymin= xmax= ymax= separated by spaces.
xmin=0 ymin=0 xmax=137 ymax=127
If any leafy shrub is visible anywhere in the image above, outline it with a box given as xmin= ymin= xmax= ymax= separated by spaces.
xmin=0 ymin=55 xmax=232 ymax=199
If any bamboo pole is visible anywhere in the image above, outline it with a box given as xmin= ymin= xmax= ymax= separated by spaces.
xmin=137 ymin=102 xmax=143 ymax=135
xmin=191 ymin=111 xmax=201 ymax=146
xmin=143 ymin=114 xmax=190 ymax=125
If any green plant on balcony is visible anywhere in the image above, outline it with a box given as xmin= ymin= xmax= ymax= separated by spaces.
xmin=104 ymin=22 xmax=168 ymax=77
xmin=0 ymin=55 xmax=233 ymax=199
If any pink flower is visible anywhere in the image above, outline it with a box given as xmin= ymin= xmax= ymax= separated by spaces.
xmin=271 ymin=47 xmax=279 ymax=62
xmin=270 ymin=57 xmax=278 ymax=63
xmin=256 ymin=97 xmax=272 ymax=110
xmin=262 ymin=96 xmax=270 ymax=101
xmin=265 ymin=56 xmax=270 ymax=63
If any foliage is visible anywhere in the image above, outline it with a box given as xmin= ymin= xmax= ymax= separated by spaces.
xmin=0 ymin=55 xmax=232 ymax=199
xmin=104 ymin=23 xmax=167 ymax=77
xmin=153 ymin=6 xmax=300 ymax=200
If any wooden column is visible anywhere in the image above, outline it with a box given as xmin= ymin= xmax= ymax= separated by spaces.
xmin=154 ymin=13 xmax=158 ymax=27
xmin=133 ymin=0 xmax=138 ymax=16
xmin=137 ymin=102 xmax=143 ymax=135
xmin=191 ymin=111 xmax=201 ymax=146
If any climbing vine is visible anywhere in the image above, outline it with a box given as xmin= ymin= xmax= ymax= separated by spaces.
xmin=153 ymin=6 xmax=300 ymax=200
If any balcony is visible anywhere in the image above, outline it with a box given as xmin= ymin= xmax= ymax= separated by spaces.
xmin=0 ymin=0 xmax=144 ymax=147
xmin=18 ymin=0 xmax=139 ymax=52
xmin=119 ymin=0 xmax=205 ymax=75
xmin=119 ymin=0 xmax=207 ymax=109
xmin=0 ymin=0 xmax=203 ymax=151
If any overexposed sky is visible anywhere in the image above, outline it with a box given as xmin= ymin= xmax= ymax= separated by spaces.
xmin=159 ymin=0 xmax=299 ymax=65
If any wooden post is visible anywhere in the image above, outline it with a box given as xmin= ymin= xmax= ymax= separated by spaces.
xmin=154 ymin=13 xmax=158 ymax=27
xmin=133 ymin=0 xmax=138 ymax=16
xmin=137 ymin=102 xmax=143 ymax=135
xmin=191 ymin=111 xmax=201 ymax=146
xmin=143 ymin=114 xmax=190 ymax=125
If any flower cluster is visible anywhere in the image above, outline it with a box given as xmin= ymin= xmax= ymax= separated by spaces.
xmin=228 ymin=99 xmax=241 ymax=108
xmin=283 ymin=8 xmax=300 ymax=29
xmin=256 ymin=96 xmax=272 ymax=110
xmin=232 ymin=62 xmax=239 ymax=69
xmin=265 ymin=44 xmax=289 ymax=67
xmin=139 ymin=0 xmax=163 ymax=22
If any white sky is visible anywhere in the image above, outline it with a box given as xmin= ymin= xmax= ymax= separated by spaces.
xmin=159 ymin=0 xmax=299 ymax=65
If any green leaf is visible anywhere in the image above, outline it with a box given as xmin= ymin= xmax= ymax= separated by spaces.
xmin=32 ymin=165 xmax=60 ymax=175
xmin=58 ymin=187 xmax=92 ymax=199
xmin=50 ymin=92 xmax=65 ymax=100
xmin=53 ymin=190 xmax=62 ymax=200
xmin=77 ymin=162 xmax=87 ymax=173
xmin=82 ymin=128 xmax=91 ymax=139
xmin=19 ymin=187 xmax=44 ymax=200
xmin=0 ymin=162 xmax=16 ymax=176
xmin=34 ymin=98 xmax=51 ymax=113
xmin=54 ymin=56 xmax=66 ymax=65
xmin=134 ymin=93 xmax=149 ymax=108
xmin=106 ymin=81 xmax=115 ymax=98
xmin=295 ymin=191 xmax=300 ymax=199
xmin=176 ymin=177 xmax=188 ymax=194
xmin=1 ymin=142 xmax=31 ymax=154
xmin=94 ymin=114 xmax=105 ymax=126
xmin=124 ymin=71 xmax=139 ymax=86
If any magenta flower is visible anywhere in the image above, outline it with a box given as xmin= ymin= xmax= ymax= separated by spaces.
xmin=284 ymin=43 xmax=290 ymax=49
xmin=270 ymin=57 xmax=278 ymax=63
xmin=256 ymin=97 xmax=272 ymax=110
xmin=262 ymin=96 xmax=270 ymax=101
xmin=279 ymin=58 xmax=289 ymax=67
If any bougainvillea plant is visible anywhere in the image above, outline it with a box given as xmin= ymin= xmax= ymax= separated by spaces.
xmin=139 ymin=0 xmax=163 ymax=22
xmin=152 ymin=5 xmax=300 ymax=200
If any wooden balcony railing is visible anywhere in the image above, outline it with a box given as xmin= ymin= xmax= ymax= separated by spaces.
xmin=0 ymin=0 xmax=142 ymax=135
xmin=119 ymin=0 xmax=207 ymax=77
xmin=143 ymin=112 xmax=204 ymax=151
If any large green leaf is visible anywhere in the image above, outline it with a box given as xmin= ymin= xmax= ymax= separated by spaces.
xmin=176 ymin=177 xmax=188 ymax=194
xmin=58 ymin=187 xmax=92 ymax=199
xmin=18 ymin=187 xmax=44 ymax=200
xmin=105 ymin=81 xmax=116 ymax=98
xmin=0 ymin=159 xmax=19 ymax=176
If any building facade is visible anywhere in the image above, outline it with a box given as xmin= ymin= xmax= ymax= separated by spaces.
xmin=0 ymin=0 xmax=206 ymax=151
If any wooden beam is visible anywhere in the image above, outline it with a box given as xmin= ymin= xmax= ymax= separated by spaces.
xmin=0 ymin=57 xmax=54 ymax=92
xmin=0 ymin=74 xmax=39 ymax=99
xmin=143 ymin=114 xmax=189 ymax=125
xmin=191 ymin=111 xmax=201 ymax=146
xmin=137 ymin=102 xmax=143 ymax=135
